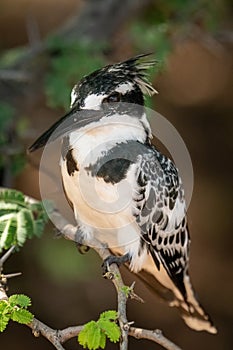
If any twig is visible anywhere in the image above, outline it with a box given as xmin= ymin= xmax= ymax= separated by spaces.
xmin=129 ymin=327 xmax=181 ymax=350
xmin=28 ymin=318 xmax=67 ymax=350
xmin=26 ymin=320 xmax=182 ymax=350
xmin=52 ymin=211 xmax=129 ymax=350
xmin=102 ymin=263 xmax=129 ymax=350
xmin=0 ymin=245 xmax=15 ymax=267
xmin=0 ymin=246 xmax=22 ymax=302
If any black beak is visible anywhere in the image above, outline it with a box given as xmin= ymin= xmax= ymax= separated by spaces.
xmin=28 ymin=108 xmax=103 ymax=153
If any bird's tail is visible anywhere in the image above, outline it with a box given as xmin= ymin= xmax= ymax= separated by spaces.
xmin=177 ymin=274 xmax=217 ymax=334
xmin=137 ymin=269 xmax=217 ymax=334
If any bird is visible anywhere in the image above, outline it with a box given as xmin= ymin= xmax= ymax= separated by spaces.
xmin=28 ymin=54 xmax=217 ymax=334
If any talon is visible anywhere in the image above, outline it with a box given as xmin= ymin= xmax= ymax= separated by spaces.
xmin=32 ymin=325 xmax=40 ymax=338
xmin=73 ymin=227 xmax=90 ymax=254
xmin=76 ymin=243 xmax=90 ymax=254
xmin=102 ymin=253 xmax=130 ymax=275
xmin=103 ymin=271 xmax=115 ymax=280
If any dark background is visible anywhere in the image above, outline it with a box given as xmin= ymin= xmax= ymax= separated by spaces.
xmin=0 ymin=0 xmax=232 ymax=349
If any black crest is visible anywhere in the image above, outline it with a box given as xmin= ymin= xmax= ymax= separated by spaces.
xmin=72 ymin=54 xmax=158 ymax=107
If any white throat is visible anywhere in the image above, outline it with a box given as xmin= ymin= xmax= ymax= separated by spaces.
xmin=68 ymin=113 xmax=150 ymax=165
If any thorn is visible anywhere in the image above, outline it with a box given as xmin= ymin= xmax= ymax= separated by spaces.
xmin=129 ymin=290 xmax=145 ymax=303
xmin=123 ymin=321 xmax=134 ymax=331
xmin=154 ymin=329 xmax=162 ymax=337
xmin=130 ymin=281 xmax=136 ymax=289
xmin=32 ymin=329 xmax=40 ymax=337
xmin=4 ymin=272 xmax=22 ymax=279
xmin=128 ymin=281 xmax=144 ymax=303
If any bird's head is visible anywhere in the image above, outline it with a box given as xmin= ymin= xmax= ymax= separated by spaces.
xmin=28 ymin=54 xmax=157 ymax=152
xmin=70 ymin=53 xmax=157 ymax=110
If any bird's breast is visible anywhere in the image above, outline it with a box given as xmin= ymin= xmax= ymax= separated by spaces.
xmin=60 ymin=156 xmax=140 ymax=248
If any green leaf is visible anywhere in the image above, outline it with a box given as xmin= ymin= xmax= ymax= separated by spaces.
xmin=98 ymin=310 xmax=120 ymax=343
xmin=0 ymin=301 xmax=8 ymax=312
xmin=18 ymin=209 xmax=34 ymax=239
xmin=0 ymin=312 xmax=10 ymax=332
xmin=9 ymin=294 xmax=31 ymax=308
xmin=11 ymin=308 xmax=33 ymax=324
xmin=99 ymin=332 xmax=106 ymax=349
xmin=78 ymin=321 xmax=103 ymax=350
xmin=78 ymin=327 xmax=88 ymax=348
xmin=0 ymin=217 xmax=17 ymax=250
xmin=0 ymin=202 xmax=19 ymax=215
xmin=0 ymin=294 xmax=33 ymax=330
xmin=87 ymin=323 xmax=102 ymax=350
xmin=16 ymin=210 xmax=29 ymax=246
xmin=0 ymin=301 xmax=10 ymax=332
xmin=0 ymin=189 xmax=48 ymax=252
xmin=0 ymin=189 xmax=25 ymax=205
xmin=121 ymin=285 xmax=131 ymax=297
xmin=78 ymin=310 xmax=120 ymax=349
xmin=98 ymin=319 xmax=120 ymax=343
xmin=99 ymin=310 xmax=118 ymax=321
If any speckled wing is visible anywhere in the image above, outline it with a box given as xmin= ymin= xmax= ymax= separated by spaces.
xmin=133 ymin=148 xmax=190 ymax=299
xmin=133 ymin=148 xmax=217 ymax=333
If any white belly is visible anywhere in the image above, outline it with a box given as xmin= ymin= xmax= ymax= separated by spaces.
xmin=61 ymin=158 xmax=144 ymax=264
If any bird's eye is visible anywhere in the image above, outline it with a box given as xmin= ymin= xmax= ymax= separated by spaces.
xmin=103 ymin=92 xmax=121 ymax=104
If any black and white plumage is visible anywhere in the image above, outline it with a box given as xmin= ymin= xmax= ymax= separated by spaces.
xmin=29 ymin=54 xmax=217 ymax=334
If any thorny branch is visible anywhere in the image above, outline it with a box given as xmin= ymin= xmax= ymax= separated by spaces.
xmin=0 ymin=205 xmax=182 ymax=350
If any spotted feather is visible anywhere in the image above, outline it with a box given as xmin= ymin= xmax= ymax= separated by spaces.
xmin=133 ymin=149 xmax=190 ymax=296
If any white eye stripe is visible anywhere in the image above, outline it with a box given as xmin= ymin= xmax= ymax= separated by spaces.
xmin=83 ymin=93 xmax=107 ymax=110
xmin=71 ymin=81 xmax=134 ymax=110
xmin=115 ymin=82 xmax=134 ymax=94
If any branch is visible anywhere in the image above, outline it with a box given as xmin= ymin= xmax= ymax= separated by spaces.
xmin=48 ymin=208 xmax=182 ymax=350
xmin=50 ymin=209 xmax=129 ymax=350
xmin=0 ymin=0 xmax=153 ymax=104
xmin=26 ymin=321 xmax=182 ymax=350
xmin=0 ymin=246 xmax=21 ymax=301
xmin=0 ymin=203 xmax=182 ymax=350
xmin=28 ymin=318 xmax=68 ymax=350
xmin=129 ymin=327 xmax=181 ymax=350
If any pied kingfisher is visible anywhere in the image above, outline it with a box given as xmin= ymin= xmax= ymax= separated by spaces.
xmin=29 ymin=54 xmax=217 ymax=334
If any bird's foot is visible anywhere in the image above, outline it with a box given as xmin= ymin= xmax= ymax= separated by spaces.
xmin=102 ymin=253 xmax=130 ymax=276
xmin=75 ymin=227 xmax=90 ymax=254
xmin=76 ymin=243 xmax=90 ymax=254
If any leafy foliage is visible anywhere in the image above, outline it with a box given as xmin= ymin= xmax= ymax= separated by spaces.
xmin=0 ymin=47 xmax=25 ymax=68
xmin=0 ymin=294 xmax=33 ymax=332
xmin=78 ymin=310 xmax=120 ymax=350
xmin=130 ymin=0 xmax=229 ymax=72
xmin=0 ymin=189 xmax=49 ymax=252
xmin=0 ymin=102 xmax=27 ymax=176
xmin=9 ymin=294 xmax=31 ymax=308
xmin=45 ymin=39 xmax=106 ymax=109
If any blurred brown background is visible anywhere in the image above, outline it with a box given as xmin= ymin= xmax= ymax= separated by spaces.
xmin=0 ymin=0 xmax=232 ymax=349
